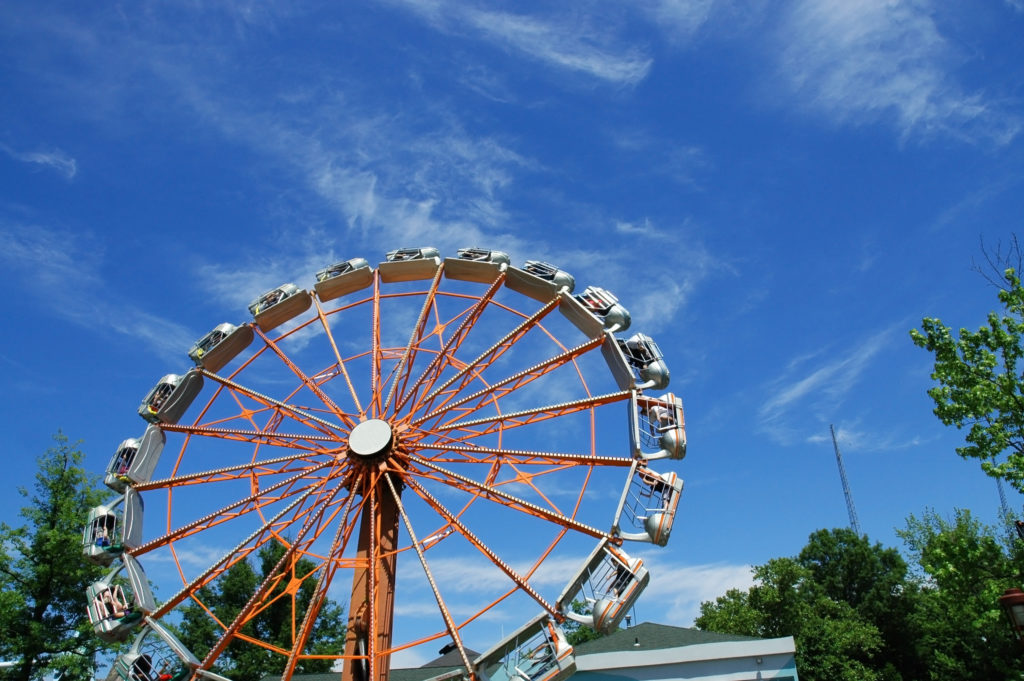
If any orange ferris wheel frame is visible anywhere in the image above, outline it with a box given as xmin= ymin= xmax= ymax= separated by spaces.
xmin=87 ymin=250 xmax=684 ymax=681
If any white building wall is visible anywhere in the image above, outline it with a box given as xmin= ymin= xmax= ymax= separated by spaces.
xmin=572 ymin=637 xmax=798 ymax=681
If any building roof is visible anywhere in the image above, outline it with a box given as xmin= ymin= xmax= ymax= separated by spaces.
xmin=385 ymin=646 xmax=481 ymax=681
xmin=573 ymin=621 xmax=760 ymax=656
xmin=263 ymin=624 xmax=766 ymax=681
xmin=419 ymin=648 xmax=481 ymax=668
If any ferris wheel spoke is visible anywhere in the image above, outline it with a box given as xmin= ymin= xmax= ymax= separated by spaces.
xmin=411 ymin=295 xmax=561 ymax=420
xmin=282 ymin=470 xmax=366 ymax=678
xmin=395 ymin=271 xmax=506 ymax=415
xmin=435 ymin=390 xmax=631 ymax=440
xmin=313 ymin=296 xmax=366 ymax=416
xmin=160 ymin=423 xmax=340 ymax=450
xmin=502 ymin=460 xmax=571 ymax=515
xmin=197 ymin=367 xmax=348 ymax=437
xmin=131 ymin=459 xmax=340 ymax=555
xmin=370 ymin=272 xmax=383 ymax=417
xmin=402 ymin=474 xmax=558 ymax=617
xmin=382 ymin=263 xmax=445 ymax=415
xmin=254 ymin=325 xmax=359 ymax=429
xmin=135 ymin=449 xmax=333 ymax=491
xmin=381 ymin=473 xmax=474 ymax=675
xmin=413 ymin=441 xmax=634 ymax=467
xmin=407 ymin=455 xmax=611 ymax=541
xmin=415 ymin=336 xmax=605 ymax=429
xmin=198 ymin=475 xmax=347 ymax=672
xmin=151 ymin=480 xmax=330 ymax=618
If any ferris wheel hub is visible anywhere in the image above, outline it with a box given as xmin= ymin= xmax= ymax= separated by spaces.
xmin=348 ymin=419 xmax=394 ymax=459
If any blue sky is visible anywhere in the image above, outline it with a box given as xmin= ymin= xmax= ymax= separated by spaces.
xmin=3 ymin=0 xmax=1024 ymax=670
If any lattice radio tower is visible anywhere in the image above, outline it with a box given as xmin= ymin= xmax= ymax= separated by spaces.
xmin=830 ymin=424 xmax=862 ymax=535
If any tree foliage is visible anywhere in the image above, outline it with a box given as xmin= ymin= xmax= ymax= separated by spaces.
xmin=0 ymin=433 xmax=107 ymax=681
xmin=897 ymin=509 xmax=1023 ymax=680
xmin=698 ymin=523 xmax=1024 ymax=681
xmin=560 ymin=600 xmax=602 ymax=646
xmin=910 ymin=267 xmax=1024 ymax=492
xmin=177 ymin=542 xmax=346 ymax=681
xmin=696 ymin=533 xmax=894 ymax=681
xmin=798 ymin=529 xmax=922 ymax=680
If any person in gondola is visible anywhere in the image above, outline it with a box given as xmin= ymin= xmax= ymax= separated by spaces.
xmin=132 ymin=654 xmax=155 ymax=681
xmin=117 ymin=449 xmax=134 ymax=474
xmin=95 ymin=523 xmax=111 ymax=548
xmin=261 ymin=290 xmax=282 ymax=311
xmin=610 ymin=562 xmax=631 ymax=596
xmin=647 ymin=402 xmax=673 ymax=433
xmin=156 ymin=658 xmax=175 ymax=681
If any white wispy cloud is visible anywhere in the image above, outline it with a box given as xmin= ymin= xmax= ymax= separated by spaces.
xmin=806 ymin=421 xmax=923 ymax=452
xmin=463 ymin=9 xmax=652 ymax=85
xmin=174 ymin=90 xmax=714 ymax=330
xmin=610 ymin=226 xmax=727 ymax=331
xmin=455 ymin=63 xmax=516 ymax=104
xmin=758 ymin=326 xmax=895 ymax=444
xmin=634 ymin=555 xmax=754 ymax=626
xmin=642 ymin=0 xmax=716 ymax=43
xmin=2 ymin=4 xmax=713 ymax=336
xmin=616 ymin=219 xmax=659 ymax=238
xmin=159 ymin=73 xmax=536 ymax=270
xmin=771 ymin=0 xmax=1021 ymax=144
xmin=0 ymin=222 xmax=195 ymax=360
xmin=1 ymin=143 xmax=77 ymax=179
xmin=191 ymin=232 xmax=345 ymax=311
xmin=381 ymin=0 xmax=652 ymax=85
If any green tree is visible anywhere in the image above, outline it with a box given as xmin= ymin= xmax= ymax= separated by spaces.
xmin=897 ymin=509 xmax=1024 ymax=680
xmin=0 ymin=433 xmax=107 ymax=681
xmin=560 ymin=600 xmax=601 ymax=646
xmin=910 ymin=266 xmax=1024 ymax=492
xmin=697 ymin=556 xmax=883 ymax=681
xmin=177 ymin=542 xmax=346 ymax=681
xmin=797 ymin=529 xmax=923 ymax=681
xmin=696 ymin=529 xmax=937 ymax=681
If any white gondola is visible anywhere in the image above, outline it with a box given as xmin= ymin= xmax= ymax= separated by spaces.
xmin=506 ymin=261 xmax=575 ymax=302
xmin=87 ymin=555 xmax=156 ymax=643
xmin=611 ymin=461 xmax=683 ymax=546
xmin=314 ymin=257 xmax=373 ymax=301
xmin=187 ymin=323 xmax=254 ymax=373
xmin=561 ymin=287 xmax=630 ymax=338
xmin=83 ymin=489 xmax=144 ymax=566
xmin=138 ymin=371 xmax=204 ymax=425
xmin=457 ymin=247 xmax=511 ymax=265
xmin=106 ymin=619 xmax=233 ymax=681
xmin=248 ymin=283 xmax=312 ymax=332
xmin=630 ymin=392 xmax=686 ymax=460
xmin=575 ymin=286 xmax=630 ymax=332
xmin=445 ymin=247 xmax=510 ymax=283
xmin=522 ymin=260 xmax=575 ymax=292
xmin=616 ymin=333 xmax=669 ymax=391
xmin=105 ymin=425 xmax=167 ymax=492
xmin=556 ymin=539 xmax=649 ymax=635
xmin=379 ymin=247 xmax=442 ymax=283
xmin=474 ymin=613 xmax=575 ymax=681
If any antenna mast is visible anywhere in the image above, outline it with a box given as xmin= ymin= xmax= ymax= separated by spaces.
xmin=998 ymin=476 xmax=1011 ymax=523
xmin=995 ymin=457 xmax=1014 ymax=539
xmin=830 ymin=424 xmax=862 ymax=535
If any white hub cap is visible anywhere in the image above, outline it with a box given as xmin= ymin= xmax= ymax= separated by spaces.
xmin=348 ymin=419 xmax=393 ymax=459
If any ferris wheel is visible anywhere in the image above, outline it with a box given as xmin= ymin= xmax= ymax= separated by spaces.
xmin=82 ymin=247 xmax=687 ymax=681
